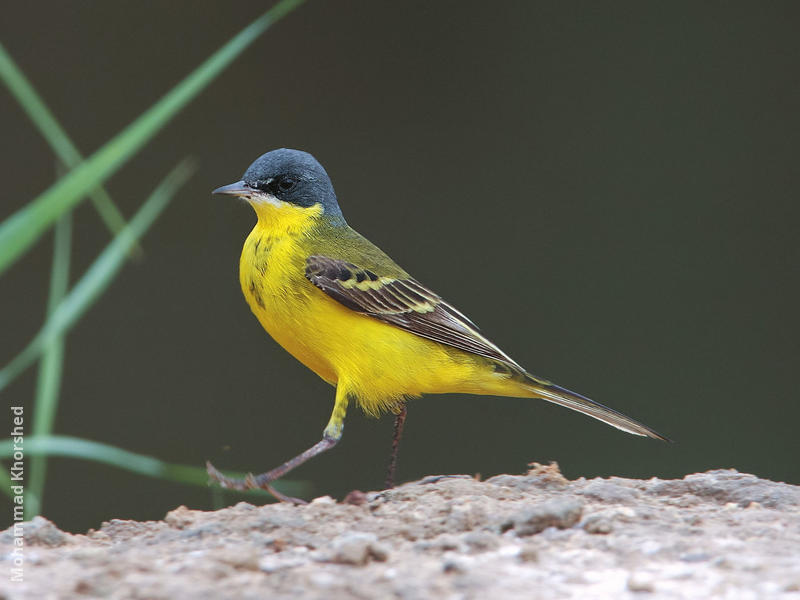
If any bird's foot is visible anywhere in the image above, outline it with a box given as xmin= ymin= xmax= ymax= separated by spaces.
xmin=205 ymin=461 xmax=307 ymax=505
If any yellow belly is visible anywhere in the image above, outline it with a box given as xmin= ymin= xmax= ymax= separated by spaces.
xmin=239 ymin=226 xmax=517 ymax=415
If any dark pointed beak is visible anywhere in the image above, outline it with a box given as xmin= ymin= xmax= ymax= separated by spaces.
xmin=212 ymin=181 xmax=251 ymax=197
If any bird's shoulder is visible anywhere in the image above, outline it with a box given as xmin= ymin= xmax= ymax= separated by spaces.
xmin=302 ymin=223 xmax=523 ymax=370
xmin=305 ymin=222 xmax=409 ymax=279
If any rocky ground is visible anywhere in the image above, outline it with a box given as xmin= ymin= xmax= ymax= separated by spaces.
xmin=2 ymin=466 xmax=799 ymax=599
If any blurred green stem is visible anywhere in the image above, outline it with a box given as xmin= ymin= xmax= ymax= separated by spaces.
xmin=0 ymin=468 xmax=11 ymax=496
xmin=0 ymin=0 xmax=307 ymax=276
xmin=0 ymin=42 xmax=140 ymax=257
xmin=0 ymin=159 xmax=196 ymax=392
xmin=0 ymin=436 xmax=309 ymax=499
xmin=26 ymin=212 xmax=73 ymax=519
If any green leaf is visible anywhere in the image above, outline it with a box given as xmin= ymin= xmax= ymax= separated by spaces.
xmin=0 ymin=435 xmax=309 ymax=498
xmin=26 ymin=212 xmax=73 ymax=518
xmin=0 ymin=159 xmax=196 ymax=392
xmin=0 ymin=468 xmax=12 ymax=500
xmin=0 ymin=0 xmax=306 ymax=276
xmin=0 ymin=42 xmax=139 ymax=255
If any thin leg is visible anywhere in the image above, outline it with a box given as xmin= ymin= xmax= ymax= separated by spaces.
xmin=206 ymin=436 xmax=337 ymax=503
xmin=207 ymin=387 xmax=350 ymax=504
xmin=384 ymin=405 xmax=407 ymax=489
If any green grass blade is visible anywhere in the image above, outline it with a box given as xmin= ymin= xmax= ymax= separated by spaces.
xmin=0 ymin=159 xmax=196 ymax=392
xmin=0 ymin=42 xmax=140 ymax=256
xmin=0 ymin=467 xmax=12 ymax=500
xmin=0 ymin=0 xmax=306 ymax=276
xmin=26 ymin=212 xmax=73 ymax=518
xmin=35 ymin=211 xmax=72 ymax=432
xmin=0 ymin=435 xmax=310 ymax=498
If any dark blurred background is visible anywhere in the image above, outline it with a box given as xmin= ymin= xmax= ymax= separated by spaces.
xmin=1 ymin=1 xmax=798 ymax=532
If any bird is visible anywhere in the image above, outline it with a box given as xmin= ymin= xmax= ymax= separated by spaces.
xmin=207 ymin=148 xmax=667 ymax=503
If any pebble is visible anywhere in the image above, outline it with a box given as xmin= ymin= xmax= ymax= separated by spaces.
xmin=329 ymin=532 xmax=388 ymax=565
xmin=165 ymin=505 xmax=195 ymax=529
xmin=21 ymin=517 xmax=67 ymax=547
xmin=684 ymin=470 xmax=800 ymax=509
xmin=580 ymin=480 xmax=639 ymax=504
xmin=216 ymin=546 xmax=261 ymax=570
xmin=310 ymin=495 xmax=336 ymax=505
xmin=517 ymin=544 xmax=540 ymax=563
xmin=627 ymin=573 xmax=655 ymax=593
xmin=582 ymin=514 xmax=613 ymax=534
xmin=507 ymin=498 xmax=584 ymax=536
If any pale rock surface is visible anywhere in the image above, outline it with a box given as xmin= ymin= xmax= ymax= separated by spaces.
xmin=1 ymin=467 xmax=799 ymax=599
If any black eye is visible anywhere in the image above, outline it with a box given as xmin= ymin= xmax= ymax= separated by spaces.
xmin=277 ymin=176 xmax=297 ymax=192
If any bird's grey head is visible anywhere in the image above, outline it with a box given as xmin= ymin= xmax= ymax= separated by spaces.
xmin=214 ymin=148 xmax=343 ymax=220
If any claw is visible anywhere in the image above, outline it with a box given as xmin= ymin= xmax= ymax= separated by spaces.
xmin=206 ymin=460 xmax=249 ymax=491
xmin=205 ymin=435 xmax=340 ymax=505
xmin=264 ymin=483 xmax=308 ymax=505
xmin=206 ymin=460 xmax=307 ymax=504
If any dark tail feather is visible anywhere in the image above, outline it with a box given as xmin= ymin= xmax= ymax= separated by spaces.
xmin=523 ymin=374 xmax=670 ymax=442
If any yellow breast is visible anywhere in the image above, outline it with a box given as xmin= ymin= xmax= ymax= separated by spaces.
xmin=238 ymin=204 xmax=518 ymax=416
xmin=239 ymin=213 xmax=338 ymax=384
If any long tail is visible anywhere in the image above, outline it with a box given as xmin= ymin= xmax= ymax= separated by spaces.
xmin=522 ymin=373 xmax=670 ymax=441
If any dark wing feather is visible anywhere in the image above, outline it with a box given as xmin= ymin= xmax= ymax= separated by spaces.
xmin=305 ymin=255 xmax=670 ymax=441
xmin=305 ymin=255 xmax=522 ymax=369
